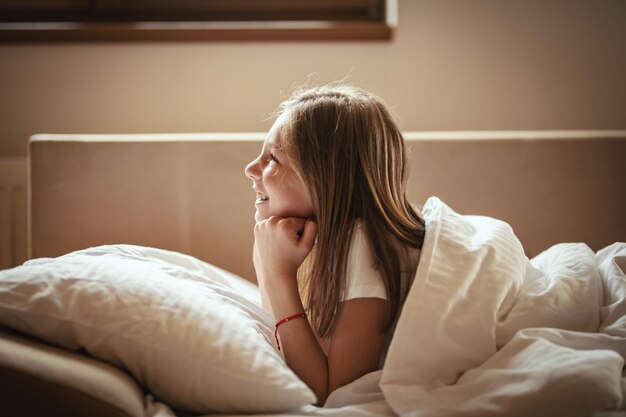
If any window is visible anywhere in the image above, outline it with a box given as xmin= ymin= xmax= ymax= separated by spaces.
xmin=0 ymin=0 xmax=396 ymax=42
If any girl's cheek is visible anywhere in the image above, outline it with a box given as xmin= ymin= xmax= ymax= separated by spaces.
xmin=264 ymin=164 xmax=279 ymax=177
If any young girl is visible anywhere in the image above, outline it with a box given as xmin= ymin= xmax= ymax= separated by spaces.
xmin=244 ymin=84 xmax=425 ymax=406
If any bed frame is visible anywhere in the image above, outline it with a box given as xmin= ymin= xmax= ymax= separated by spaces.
xmin=28 ymin=131 xmax=626 ymax=283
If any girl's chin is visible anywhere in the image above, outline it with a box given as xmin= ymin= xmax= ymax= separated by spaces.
xmin=254 ymin=207 xmax=312 ymax=222
xmin=254 ymin=209 xmax=270 ymax=223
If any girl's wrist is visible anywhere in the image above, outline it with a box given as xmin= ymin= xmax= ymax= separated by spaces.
xmin=261 ymin=269 xmax=298 ymax=285
xmin=264 ymin=273 xmax=298 ymax=297
xmin=264 ymin=274 xmax=304 ymax=319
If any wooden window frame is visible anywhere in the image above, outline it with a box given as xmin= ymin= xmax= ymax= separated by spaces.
xmin=0 ymin=1 xmax=397 ymax=42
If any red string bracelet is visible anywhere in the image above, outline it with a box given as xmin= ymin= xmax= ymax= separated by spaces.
xmin=274 ymin=313 xmax=307 ymax=351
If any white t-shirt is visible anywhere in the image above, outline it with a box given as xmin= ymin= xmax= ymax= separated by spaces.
xmin=319 ymin=223 xmax=420 ymax=367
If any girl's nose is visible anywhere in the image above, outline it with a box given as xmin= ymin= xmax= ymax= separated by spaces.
xmin=244 ymin=157 xmax=260 ymax=180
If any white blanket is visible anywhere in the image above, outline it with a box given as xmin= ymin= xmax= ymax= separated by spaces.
xmin=380 ymin=197 xmax=626 ymax=417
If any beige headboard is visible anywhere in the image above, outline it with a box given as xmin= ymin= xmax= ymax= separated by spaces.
xmin=28 ymin=131 xmax=626 ymax=283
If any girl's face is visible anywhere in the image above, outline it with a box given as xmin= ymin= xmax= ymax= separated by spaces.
xmin=244 ymin=112 xmax=314 ymax=223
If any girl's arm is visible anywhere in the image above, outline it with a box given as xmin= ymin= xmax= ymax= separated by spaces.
xmin=325 ymin=297 xmax=388 ymax=394
xmin=263 ymin=274 xmax=329 ymax=405
xmin=255 ymin=217 xmax=388 ymax=405
xmin=267 ymin=278 xmax=388 ymax=405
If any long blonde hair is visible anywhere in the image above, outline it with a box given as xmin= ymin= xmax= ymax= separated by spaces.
xmin=278 ymin=85 xmax=425 ymax=338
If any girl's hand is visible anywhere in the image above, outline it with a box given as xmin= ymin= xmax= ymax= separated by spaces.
xmin=254 ymin=216 xmax=318 ymax=282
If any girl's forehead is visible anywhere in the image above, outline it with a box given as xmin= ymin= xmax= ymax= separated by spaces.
xmin=264 ymin=128 xmax=281 ymax=150
xmin=266 ymin=111 xmax=292 ymax=150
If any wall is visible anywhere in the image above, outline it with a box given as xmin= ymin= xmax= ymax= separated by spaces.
xmin=1 ymin=0 xmax=626 ymax=158
xmin=0 ymin=0 xmax=625 ymax=268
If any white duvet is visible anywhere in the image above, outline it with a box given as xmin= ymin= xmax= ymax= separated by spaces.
xmin=378 ymin=197 xmax=626 ymax=417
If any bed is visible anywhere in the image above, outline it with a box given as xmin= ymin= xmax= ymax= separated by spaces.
xmin=0 ymin=131 xmax=625 ymax=417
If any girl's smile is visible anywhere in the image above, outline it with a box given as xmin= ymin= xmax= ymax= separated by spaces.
xmin=254 ymin=189 xmax=269 ymax=205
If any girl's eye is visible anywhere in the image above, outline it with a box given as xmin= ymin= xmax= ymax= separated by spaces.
xmin=269 ymin=153 xmax=279 ymax=163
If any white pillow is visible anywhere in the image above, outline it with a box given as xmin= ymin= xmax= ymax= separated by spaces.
xmin=0 ymin=244 xmax=316 ymax=414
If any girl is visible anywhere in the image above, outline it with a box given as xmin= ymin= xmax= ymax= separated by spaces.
xmin=244 ymin=85 xmax=425 ymax=406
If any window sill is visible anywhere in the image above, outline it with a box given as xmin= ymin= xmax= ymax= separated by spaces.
xmin=0 ymin=20 xmax=393 ymax=42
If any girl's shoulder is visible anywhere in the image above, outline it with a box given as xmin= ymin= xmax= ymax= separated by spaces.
xmin=347 ymin=219 xmax=421 ymax=282
xmin=351 ymin=220 xmax=421 ymax=265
